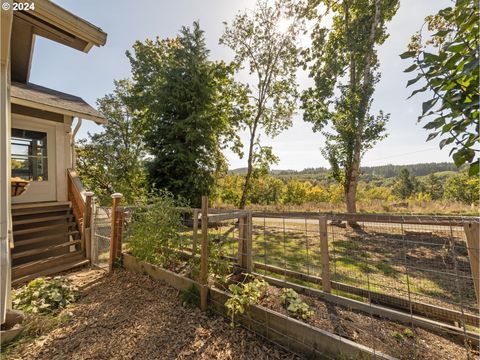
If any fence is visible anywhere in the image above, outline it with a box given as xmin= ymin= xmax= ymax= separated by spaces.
xmin=96 ymin=195 xmax=480 ymax=359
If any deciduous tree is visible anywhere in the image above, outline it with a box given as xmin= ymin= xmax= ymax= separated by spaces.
xmin=220 ymin=0 xmax=302 ymax=209
xmin=301 ymin=0 xmax=399 ymax=215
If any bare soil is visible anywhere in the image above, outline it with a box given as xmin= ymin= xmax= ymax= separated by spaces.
xmin=4 ymin=269 xmax=298 ymax=360
xmin=258 ymin=285 xmax=479 ymax=360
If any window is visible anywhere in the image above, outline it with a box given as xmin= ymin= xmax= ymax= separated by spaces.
xmin=11 ymin=128 xmax=48 ymax=181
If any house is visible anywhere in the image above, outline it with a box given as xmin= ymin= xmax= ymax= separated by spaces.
xmin=1 ymin=0 xmax=107 ymax=323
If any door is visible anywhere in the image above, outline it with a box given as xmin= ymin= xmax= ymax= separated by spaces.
xmin=11 ymin=117 xmax=57 ymax=203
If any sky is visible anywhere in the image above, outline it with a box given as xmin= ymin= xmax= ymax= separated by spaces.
xmin=29 ymin=0 xmax=453 ymax=171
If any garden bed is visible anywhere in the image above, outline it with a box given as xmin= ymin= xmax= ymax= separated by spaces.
xmin=123 ymin=253 xmax=479 ymax=360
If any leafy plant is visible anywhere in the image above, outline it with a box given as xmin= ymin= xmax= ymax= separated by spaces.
xmin=225 ymin=276 xmax=269 ymax=327
xmin=13 ymin=277 xmax=78 ymax=315
xmin=126 ymin=190 xmax=187 ymax=267
xmin=403 ymin=328 xmax=415 ymax=338
xmin=280 ymin=288 xmax=313 ymax=320
xmin=402 ymin=0 xmax=479 ymax=175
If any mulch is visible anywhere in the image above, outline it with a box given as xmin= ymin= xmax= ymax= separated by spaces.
xmin=6 ymin=269 xmax=299 ymax=360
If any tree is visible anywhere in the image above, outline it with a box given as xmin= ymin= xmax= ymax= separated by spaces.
xmin=444 ymin=170 xmax=479 ymax=205
xmin=76 ymin=80 xmax=147 ymax=205
xmin=393 ymin=168 xmax=422 ymax=199
xmin=127 ymin=22 xmax=240 ymax=207
xmin=401 ymin=0 xmax=479 ymax=176
xmin=220 ymin=0 xmax=302 ymax=209
xmin=301 ymin=0 xmax=399 ymax=215
xmin=423 ymin=173 xmax=444 ymax=200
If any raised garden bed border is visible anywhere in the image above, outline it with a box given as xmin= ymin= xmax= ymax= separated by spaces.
xmin=122 ymin=253 xmax=395 ymax=360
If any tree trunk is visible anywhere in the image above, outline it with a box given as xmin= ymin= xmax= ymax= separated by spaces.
xmin=345 ymin=0 xmax=381 ymax=222
xmin=239 ymin=120 xmax=259 ymax=209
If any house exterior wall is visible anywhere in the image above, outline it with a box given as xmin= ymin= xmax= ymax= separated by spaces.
xmin=0 ymin=0 xmax=13 ymax=324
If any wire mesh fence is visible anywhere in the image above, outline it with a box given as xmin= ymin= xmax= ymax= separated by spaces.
xmin=92 ymin=204 xmax=112 ymax=270
xmin=112 ymin=202 xmax=479 ymax=359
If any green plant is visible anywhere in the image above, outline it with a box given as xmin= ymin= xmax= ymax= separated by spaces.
xmin=181 ymin=285 xmax=200 ymax=309
xmin=13 ymin=277 xmax=78 ymax=315
xmin=280 ymin=288 xmax=313 ymax=320
xmin=225 ymin=276 xmax=269 ymax=327
xmin=126 ymin=190 xmax=187 ymax=266
xmin=403 ymin=328 xmax=415 ymax=338
xmin=390 ymin=331 xmax=404 ymax=341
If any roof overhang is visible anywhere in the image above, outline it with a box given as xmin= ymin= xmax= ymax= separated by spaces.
xmin=11 ymin=82 xmax=107 ymax=124
xmin=16 ymin=0 xmax=107 ymax=51
xmin=11 ymin=0 xmax=107 ymax=82
xmin=0 ymin=1 xmax=13 ymax=66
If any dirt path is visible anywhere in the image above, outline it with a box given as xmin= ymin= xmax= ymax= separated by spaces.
xmin=6 ymin=269 xmax=298 ymax=360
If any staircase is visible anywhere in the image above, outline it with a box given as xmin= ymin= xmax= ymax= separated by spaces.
xmin=11 ymin=201 xmax=89 ymax=285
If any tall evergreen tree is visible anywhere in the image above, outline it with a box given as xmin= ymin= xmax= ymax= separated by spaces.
xmin=127 ymin=22 xmax=239 ymax=206
xmin=301 ymin=0 xmax=399 ymax=215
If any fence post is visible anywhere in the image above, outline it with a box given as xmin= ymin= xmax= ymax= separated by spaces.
xmin=83 ymin=192 xmax=94 ymax=261
xmin=319 ymin=216 xmax=331 ymax=293
xmin=200 ymin=196 xmax=209 ymax=311
xmin=109 ymin=193 xmax=123 ymax=272
xmin=192 ymin=209 xmax=199 ymax=256
xmin=464 ymin=222 xmax=479 ymax=307
xmin=246 ymin=212 xmax=253 ymax=273
xmin=237 ymin=215 xmax=245 ymax=268
xmin=115 ymin=208 xmax=125 ymax=259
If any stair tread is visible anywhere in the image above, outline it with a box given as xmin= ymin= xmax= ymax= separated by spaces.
xmin=13 ymin=231 xmax=80 ymax=247
xmin=12 ymin=259 xmax=89 ymax=285
xmin=13 ymin=214 xmax=73 ymax=225
xmin=12 ymin=240 xmax=82 ymax=260
xmin=12 ymin=201 xmax=71 ymax=210
xmin=12 ymin=251 xmax=84 ymax=271
xmin=12 ymin=207 xmax=71 ymax=217
xmin=14 ymin=222 xmax=76 ymax=236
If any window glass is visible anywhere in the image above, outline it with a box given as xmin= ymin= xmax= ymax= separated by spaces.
xmin=11 ymin=128 xmax=48 ymax=181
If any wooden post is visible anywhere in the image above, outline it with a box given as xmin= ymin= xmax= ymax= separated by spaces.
xmin=200 ymin=196 xmax=209 ymax=311
xmin=115 ymin=209 xmax=125 ymax=258
xmin=464 ymin=222 xmax=480 ymax=307
xmin=246 ymin=212 xmax=253 ymax=273
xmin=109 ymin=193 xmax=123 ymax=272
xmin=319 ymin=216 xmax=331 ymax=293
xmin=83 ymin=191 xmax=94 ymax=261
xmin=237 ymin=215 xmax=245 ymax=268
xmin=192 ymin=209 xmax=199 ymax=256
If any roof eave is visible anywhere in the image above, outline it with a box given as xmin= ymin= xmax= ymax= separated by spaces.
xmin=20 ymin=0 xmax=107 ymax=52
xmin=11 ymin=96 xmax=107 ymax=124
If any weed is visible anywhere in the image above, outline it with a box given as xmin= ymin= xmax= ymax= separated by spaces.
xmin=280 ymin=288 xmax=314 ymax=320
xmin=181 ymin=285 xmax=200 ymax=308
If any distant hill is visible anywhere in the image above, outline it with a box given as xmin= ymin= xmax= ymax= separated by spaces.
xmin=230 ymin=162 xmax=459 ymax=179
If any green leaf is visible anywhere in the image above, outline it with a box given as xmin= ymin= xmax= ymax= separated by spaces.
xmin=407 ymin=73 xmax=423 ymax=87
xmin=404 ymin=64 xmax=417 ymax=73
xmin=468 ymin=162 xmax=479 ymax=176
xmin=422 ymin=99 xmax=437 ymax=115
xmin=400 ymin=51 xmax=417 ymax=59
xmin=426 ymin=132 xmax=440 ymax=141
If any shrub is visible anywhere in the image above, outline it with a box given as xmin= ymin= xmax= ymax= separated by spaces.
xmin=280 ymin=288 xmax=313 ymax=320
xmin=13 ymin=277 xmax=78 ymax=315
xmin=126 ymin=190 xmax=187 ymax=266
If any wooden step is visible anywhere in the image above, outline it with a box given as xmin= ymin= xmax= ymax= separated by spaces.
xmin=13 ymin=259 xmax=90 ymax=286
xmin=13 ymin=231 xmax=80 ymax=248
xmin=13 ymin=214 xmax=73 ymax=226
xmin=14 ymin=223 xmax=76 ymax=236
xmin=12 ymin=251 xmax=85 ymax=280
xmin=12 ymin=240 xmax=82 ymax=260
xmin=11 ymin=201 xmax=71 ymax=211
xmin=12 ymin=206 xmax=71 ymax=218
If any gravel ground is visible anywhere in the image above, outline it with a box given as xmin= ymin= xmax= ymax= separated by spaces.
xmin=5 ymin=269 xmax=299 ymax=360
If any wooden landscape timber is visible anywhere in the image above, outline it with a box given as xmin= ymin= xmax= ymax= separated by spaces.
xmin=122 ymin=253 xmax=395 ymax=360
